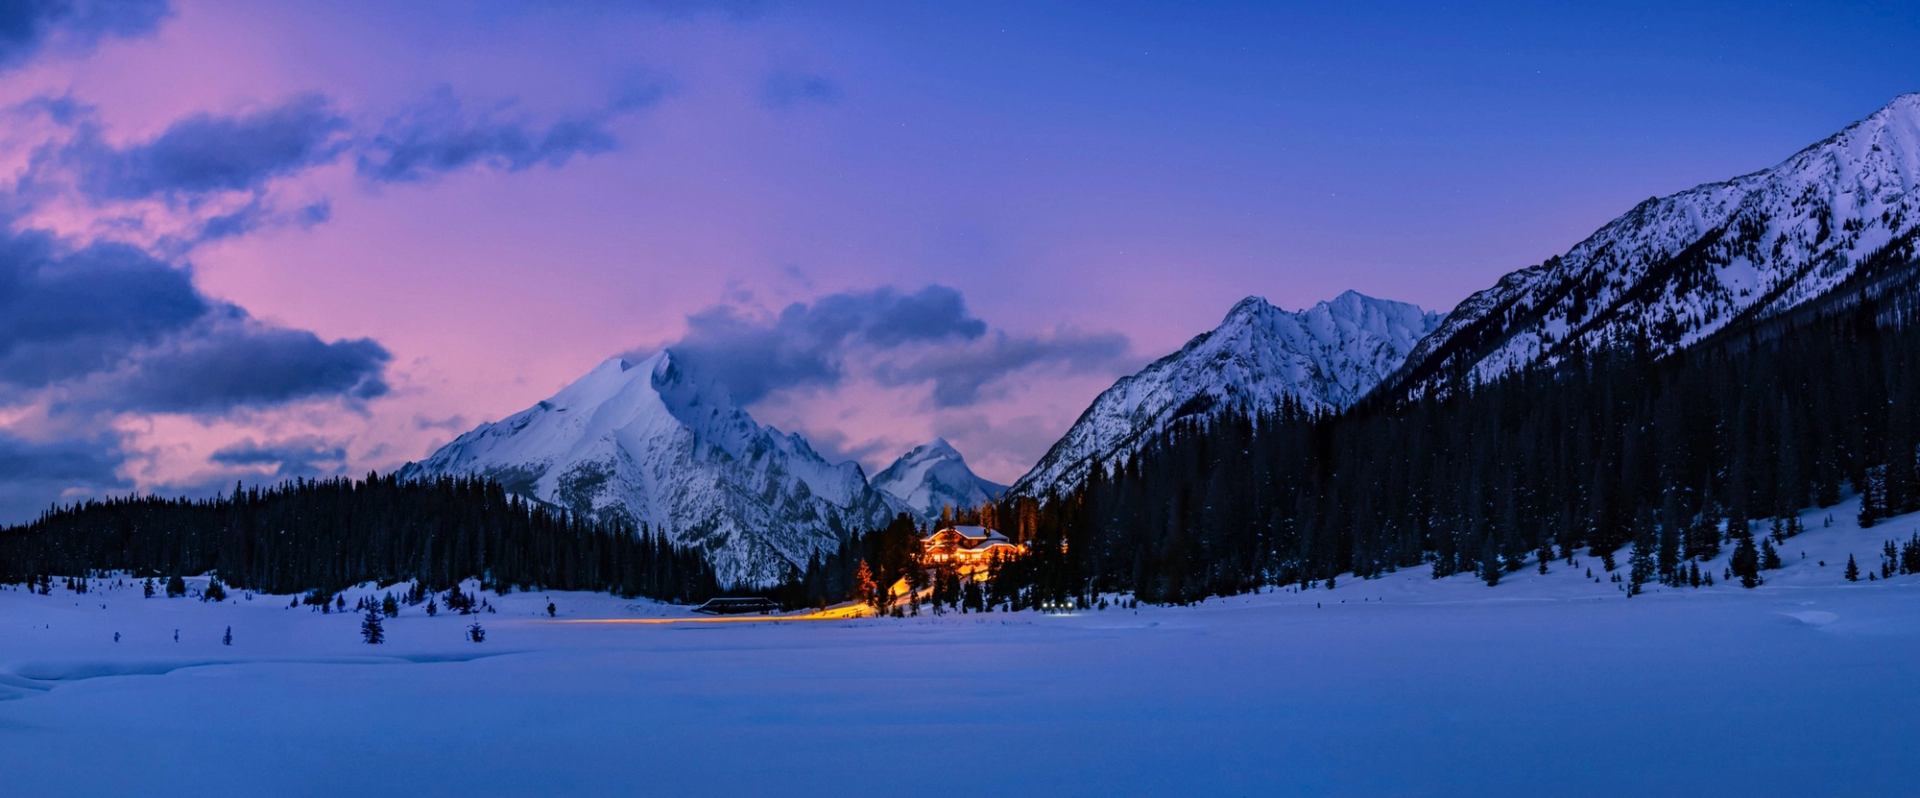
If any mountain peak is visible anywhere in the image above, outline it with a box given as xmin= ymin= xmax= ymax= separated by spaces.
xmin=1223 ymin=295 xmax=1274 ymax=322
xmin=872 ymin=438 xmax=1006 ymax=520
xmin=1013 ymin=290 xmax=1438 ymax=496
xmin=1386 ymin=92 xmax=1920 ymax=401
xmin=403 ymin=351 xmax=897 ymax=585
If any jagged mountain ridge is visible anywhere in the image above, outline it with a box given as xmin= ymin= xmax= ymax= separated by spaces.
xmin=1383 ymin=93 xmax=1920 ymax=399
xmin=870 ymin=438 xmax=1007 ymax=522
xmin=1011 ymin=291 xmax=1440 ymax=497
xmin=401 ymin=352 xmax=901 ymax=586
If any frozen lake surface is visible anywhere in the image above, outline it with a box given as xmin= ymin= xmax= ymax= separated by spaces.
xmin=4 ymin=500 xmax=1917 ymax=796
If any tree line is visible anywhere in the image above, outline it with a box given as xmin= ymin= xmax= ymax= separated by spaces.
xmin=0 ymin=473 xmax=718 ymax=602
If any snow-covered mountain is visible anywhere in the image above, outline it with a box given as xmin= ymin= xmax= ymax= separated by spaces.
xmin=401 ymin=352 xmax=899 ymax=586
xmin=870 ymin=438 xmax=1007 ymax=521
xmin=1383 ymin=92 xmax=1920 ymax=399
xmin=1010 ymin=291 xmax=1440 ymax=497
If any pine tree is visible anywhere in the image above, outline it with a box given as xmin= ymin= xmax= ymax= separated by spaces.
xmin=1760 ymin=539 xmax=1782 ymax=570
xmin=361 ymin=606 xmax=385 ymax=644
xmin=1845 ymin=554 xmax=1861 ymax=582
xmin=203 ymin=579 xmax=227 ymax=602
xmin=1731 ymin=536 xmax=1760 ymax=588
xmin=426 ymin=597 xmax=438 ymax=617
xmin=381 ymin=593 xmax=399 ymax=618
xmin=546 ymin=601 xmax=556 ymax=618
xmin=222 ymin=626 xmax=233 ymax=646
xmin=165 ymin=574 xmax=186 ymax=598
xmin=467 ymin=622 xmax=485 ymax=643
xmin=142 ymin=578 xmax=155 ymax=598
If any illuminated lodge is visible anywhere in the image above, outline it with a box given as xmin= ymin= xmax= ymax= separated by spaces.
xmin=922 ymin=525 xmax=1023 ymax=565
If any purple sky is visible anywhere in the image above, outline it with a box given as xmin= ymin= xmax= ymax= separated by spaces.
xmin=1 ymin=0 xmax=1916 ymax=519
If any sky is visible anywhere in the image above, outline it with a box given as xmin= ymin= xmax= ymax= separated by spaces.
xmin=0 ymin=0 xmax=1916 ymax=520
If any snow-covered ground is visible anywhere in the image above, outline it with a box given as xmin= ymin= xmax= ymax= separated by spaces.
xmin=3 ymin=497 xmax=1917 ymax=796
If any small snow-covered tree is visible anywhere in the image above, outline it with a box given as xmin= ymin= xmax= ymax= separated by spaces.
xmin=1845 ymin=554 xmax=1861 ymax=582
xmin=222 ymin=626 xmax=233 ymax=646
xmin=467 ymin=622 xmax=486 ymax=643
xmin=143 ymin=578 xmax=155 ymax=598
xmin=203 ymin=579 xmax=227 ymax=602
xmin=381 ymin=593 xmax=400 ymax=618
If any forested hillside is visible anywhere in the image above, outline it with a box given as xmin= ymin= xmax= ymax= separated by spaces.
xmin=952 ymin=236 xmax=1920 ymax=605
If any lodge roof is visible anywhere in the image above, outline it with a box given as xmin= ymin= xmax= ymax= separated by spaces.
xmin=928 ymin=525 xmax=1009 ymax=543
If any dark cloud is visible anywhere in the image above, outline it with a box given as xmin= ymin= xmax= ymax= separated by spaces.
xmin=0 ymin=0 xmax=169 ymax=72
xmin=0 ymin=220 xmax=391 ymax=413
xmin=0 ymin=228 xmax=208 ymax=390
xmin=178 ymin=196 xmax=331 ymax=250
xmin=210 ymin=436 xmax=347 ymax=477
xmin=0 ymin=431 xmax=128 ymax=522
xmin=356 ymin=83 xmax=667 ymax=184
xmin=876 ymin=329 xmax=1133 ymax=407
xmin=761 ymin=71 xmax=841 ymax=109
xmin=664 ymin=285 xmax=989 ymax=403
xmin=62 ymin=93 xmax=348 ymax=201
xmin=60 ymin=314 xmax=390 ymax=414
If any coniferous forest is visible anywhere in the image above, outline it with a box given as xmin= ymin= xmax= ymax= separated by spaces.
xmin=769 ymin=245 xmax=1920 ymax=613
xmin=0 ymin=474 xmax=717 ymax=602
xmin=914 ymin=245 xmax=1920 ymax=606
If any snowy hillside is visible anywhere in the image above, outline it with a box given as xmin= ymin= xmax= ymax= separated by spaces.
xmin=402 ymin=353 xmax=898 ymax=585
xmin=1012 ymin=291 xmax=1439 ymax=496
xmin=869 ymin=438 xmax=1006 ymax=521
xmin=1387 ymin=92 xmax=1920 ymax=399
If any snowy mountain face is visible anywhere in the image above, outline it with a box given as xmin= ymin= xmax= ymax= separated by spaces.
xmin=1011 ymin=291 xmax=1440 ymax=497
xmin=402 ymin=352 xmax=900 ymax=586
xmin=870 ymin=438 xmax=1007 ymax=521
xmin=1385 ymin=93 xmax=1920 ymax=399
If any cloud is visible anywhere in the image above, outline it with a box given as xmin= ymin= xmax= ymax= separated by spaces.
xmin=0 ymin=0 xmax=170 ymax=73
xmin=662 ymin=284 xmax=989 ymax=403
xmin=210 ymin=436 xmax=347 ymax=477
xmin=875 ymin=329 xmax=1132 ymax=407
xmin=356 ymin=83 xmax=667 ymax=184
xmin=0 ymin=229 xmax=209 ymax=390
xmin=60 ymin=93 xmax=349 ymax=202
xmin=651 ymin=283 xmax=1134 ymax=413
xmin=59 ymin=314 xmax=390 ymax=414
xmin=760 ymin=71 xmax=841 ymax=109
xmin=0 ymin=430 xmax=128 ymax=521
xmin=0 ymin=220 xmax=391 ymax=413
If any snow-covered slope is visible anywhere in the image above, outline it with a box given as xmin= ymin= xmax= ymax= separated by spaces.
xmin=1385 ymin=92 xmax=1920 ymax=399
xmin=870 ymin=438 xmax=1006 ymax=521
xmin=1011 ymin=291 xmax=1439 ymax=496
xmin=402 ymin=352 xmax=899 ymax=585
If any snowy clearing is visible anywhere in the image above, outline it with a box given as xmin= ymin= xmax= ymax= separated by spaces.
xmin=3 ymin=498 xmax=1917 ymax=796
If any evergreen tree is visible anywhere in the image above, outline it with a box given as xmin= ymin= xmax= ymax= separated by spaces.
xmin=203 ymin=579 xmax=227 ymax=602
xmin=382 ymin=593 xmax=400 ymax=618
xmin=361 ymin=606 xmax=385 ymax=645
xmin=1845 ymin=554 xmax=1861 ymax=582
xmin=1730 ymin=538 xmax=1760 ymax=589
xmin=467 ymin=622 xmax=486 ymax=643
xmin=222 ymin=626 xmax=233 ymax=646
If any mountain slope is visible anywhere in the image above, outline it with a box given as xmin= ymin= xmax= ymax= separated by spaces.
xmin=1383 ymin=92 xmax=1920 ymax=399
xmin=870 ymin=438 xmax=1007 ymax=521
xmin=401 ymin=352 xmax=900 ymax=585
xmin=1011 ymin=291 xmax=1439 ymax=496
